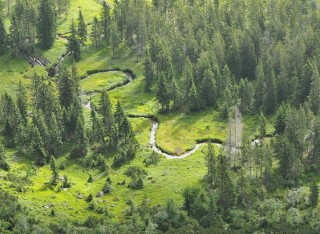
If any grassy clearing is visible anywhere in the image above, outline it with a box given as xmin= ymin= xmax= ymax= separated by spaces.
xmin=80 ymin=71 xmax=127 ymax=93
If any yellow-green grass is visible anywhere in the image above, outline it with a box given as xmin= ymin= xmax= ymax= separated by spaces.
xmin=80 ymin=71 xmax=127 ymax=93
xmin=56 ymin=0 xmax=106 ymax=34
xmin=156 ymin=110 xmax=228 ymax=154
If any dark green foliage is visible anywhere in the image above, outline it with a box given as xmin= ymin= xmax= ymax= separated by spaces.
xmin=310 ymin=181 xmax=319 ymax=208
xmin=91 ymin=17 xmax=102 ymax=47
xmin=0 ymin=143 xmax=9 ymax=171
xmin=17 ymin=82 xmax=27 ymax=125
xmin=144 ymin=49 xmax=155 ymax=92
xmin=143 ymin=151 xmax=160 ymax=166
xmin=88 ymin=174 xmax=93 ymax=183
xmin=206 ymin=141 xmax=215 ymax=190
xmin=68 ymin=20 xmax=81 ymax=61
xmin=50 ymin=156 xmax=59 ymax=185
xmin=31 ymin=126 xmax=47 ymax=166
xmin=201 ymin=70 xmax=216 ymax=107
xmin=156 ymin=74 xmax=170 ymax=111
xmin=259 ymin=112 xmax=267 ymax=138
xmin=99 ymin=91 xmax=113 ymax=134
xmin=124 ymin=166 xmax=147 ymax=190
xmin=100 ymin=1 xmax=111 ymax=42
xmin=70 ymin=116 xmax=87 ymax=157
xmin=77 ymin=10 xmax=87 ymax=45
xmin=86 ymin=193 xmax=93 ymax=202
xmin=275 ymin=103 xmax=288 ymax=135
xmin=309 ymin=65 xmax=320 ymax=115
xmin=0 ymin=14 xmax=7 ymax=54
xmin=37 ymin=0 xmax=56 ymax=49
xmin=62 ymin=175 xmax=71 ymax=188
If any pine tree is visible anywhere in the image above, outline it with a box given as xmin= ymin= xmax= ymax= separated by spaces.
xmin=0 ymin=143 xmax=9 ymax=171
xmin=37 ymin=0 xmax=56 ymax=49
xmin=201 ymin=69 xmax=217 ymax=107
xmin=206 ymin=140 xmax=216 ymax=191
xmin=100 ymin=1 xmax=111 ymax=42
xmin=58 ymin=67 xmax=74 ymax=109
xmin=50 ymin=156 xmax=59 ymax=185
xmin=91 ymin=17 xmax=102 ymax=48
xmin=77 ymin=10 xmax=87 ymax=45
xmin=99 ymin=91 xmax=113 ymax=133
xmin=144 ymin=49 xmax=155 ymax=92
xmin=9 ymin=15 xmax=23 ymax=57
xmin=239 ymin=78 xmax=253 ymax=112
xmin=31 ymin=126 xmax=48 ymax=166
xmin=275 ymin=103 xmax=288 ymax=135
xmin=0 ymin=14 xmax=7 ymax=54
xmin=68 ymin=20 xmax=81 ymax=61
xmin=70 ymin=116 xmax=87 ymax=157
xmin=264 ymin=58 xmax=277 ymax=114
xmin=17 ymin=82 xmax=28 ymax=125
xmin=90 ymin=103 xmax=104 ymax=143
xmin=259 ymin=112 xmax=267 ymax=138
xmin=156 ymin=74 xmax=170 ymax=111
xmin=171 ymin=78 xmax=182 ymax=110
xmin=310 ymin=181 xmax=319 ymax=208
xmin=110 ymin=19 xmax=120 ymax=58
xmin=309 ymin=65 xmax=320 ymax=115
xmin=188 ymin=79 xmax=200 ymax=111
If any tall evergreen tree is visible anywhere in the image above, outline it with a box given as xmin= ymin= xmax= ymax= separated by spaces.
xmin=144 ymin=49 xmax=155 ymax=92
xmin=310 ymin=181 xmax=319 ymax=208
xmin=37 ymin=0 xmax=56 ymax=49
xmin=100 ymin=1 xmax=111 ymax=42
xmin=309 ymin=65 xmax=320 ymax=115
xmin=31 ymin=126 xmax=48 ymax=166
xmin=156 ymin=74 xmax=170 ymax=111
xmin=0 ymin=14 xmax=7 ymax=54
xmin=91 ymin=17 xmax=102 ymax=48
xmin=70 ymin=116 xmax=87 ymax=157
xmin=77 ymin=10 xmax=87 ymax=45
xmin=17 ymin=82 xmax=27 ymax=125
xmin=201 ymin=69 xmax=217 ymax=107
xmin=206 ymin=140 xmax=216 ymax=191
xmin=68 ymin=20 xmax=81 ymax=61
xmin=50 ymin=156 xmax=59 ymax=185
xmin=99 ymin=91 xmax=113 ymax=133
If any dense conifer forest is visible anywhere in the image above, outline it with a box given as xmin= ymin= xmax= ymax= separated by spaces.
xmin=1 ymin=0 xmax=320 ymax=233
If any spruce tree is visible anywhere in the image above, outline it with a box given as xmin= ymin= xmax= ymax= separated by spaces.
xmin=9 ymin=15 xmax=23 ymax=57
xmin=68 ymin=20 xmax=81 ymax=61
xmin=206 ymin=140 xmax=216 ymax=191
xmin=110 ymin=20 xmax=120 ymax=58
xmin=90 ymin=103 xmax=104 ymax=143
xmin=188 ymin=79 xmax=200 ymax=111
xmin=310 ymin=181 xmax=319 ymax=208
xmin=171 ymin=78 xmax=182 ymax=110
xmin=50 ymin=156 xmax=59 ymax=185
xmin=275 ymin=103 xmax=288 ymax=135
xmin=201 ymin=69 xmax=217 ymax=107
xmin=17 ymin=82 xmax=28 ymax=125
xmin=99 ymin=91 xmax=113 ymax=133
xmin=0 ymin=14 xmax=7 ymax=54
xmin=100 ymin=1 xmax=111 ymax=42
xmin=37 ymin=0 xmax=56 ymax=49
xmin=156 ymin=74 xmax=170 ymax=111
xmin=91 ymin=17 xmax=102 ymax=48
xmin=259 ymin=112 xmax=267 ymax=138
xmin=0 ymin=143 xmax=9 ymax=171
xmin=144 ymin=49 xmax=155 ymax=92
xmin=77 ymin=10 xmax=87 ymax=45
xmin=31 ymin=126 xmax=48 ymax=166
xmin=70 ymin=116 xmax=87 ymax=157
xmin=309 ymin=65 xmax=320 ymax=115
